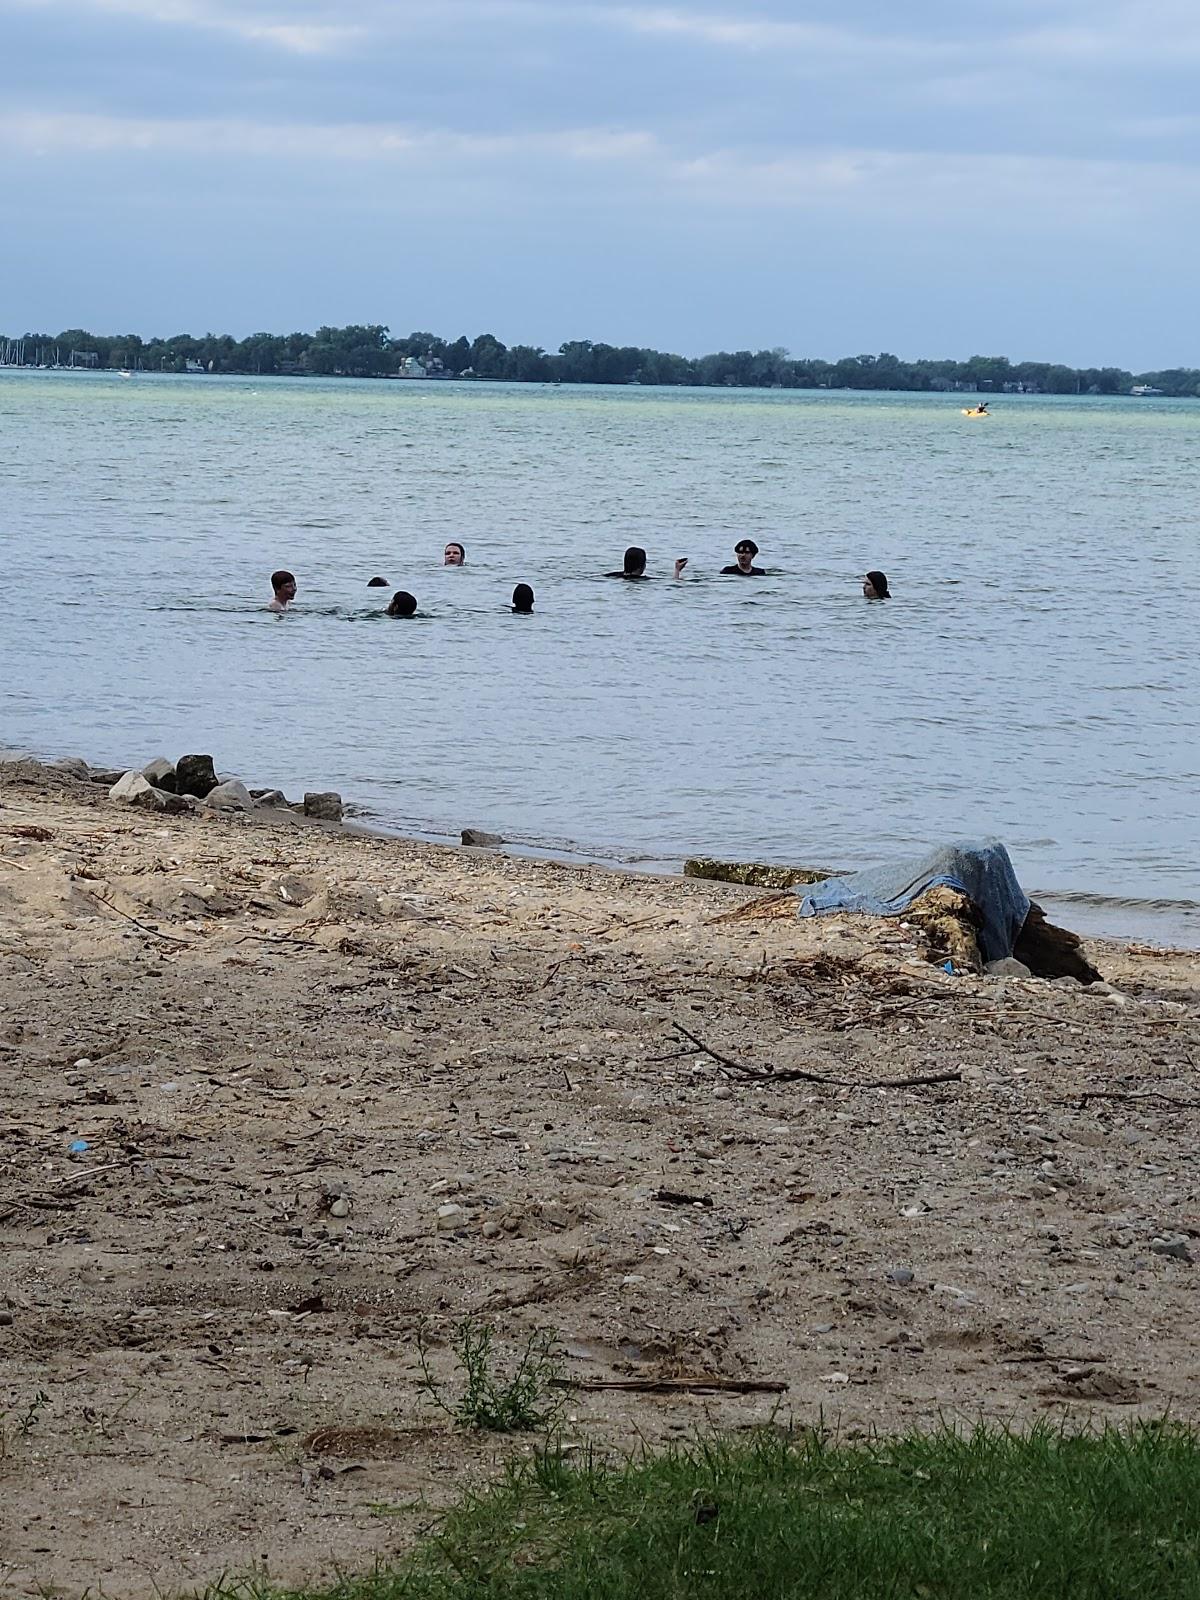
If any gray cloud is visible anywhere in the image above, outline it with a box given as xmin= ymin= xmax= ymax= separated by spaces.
xmin=2 ymin=0 xmax=1198 ymax=359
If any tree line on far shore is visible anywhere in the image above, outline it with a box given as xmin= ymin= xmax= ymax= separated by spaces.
xmin=5 ymin=324 xmax=1198 ymax=396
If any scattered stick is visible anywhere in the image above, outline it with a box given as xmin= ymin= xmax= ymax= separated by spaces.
xmin=672 ymin=1022 xmax=765 ymax=1080
xmin=77 ymin=887 xmax=197 ymax=946
xmin=42 ymin=1158 xmax=137 ymax=1191
xmin=671 ymin=1021 xmax=960 ymax=1092
xmin=1001 ymin=1352 xmax=1109 ymax=1366
xmin=1071 ymin=1089 xmax=1200 ymax=1110
xmin=772 ymin=1065 xmax=962 ymax=1090
xmin=0 ymin=855 xmax=31 ymax=872
xmin=551 ymin=1375 xmax=787 ymax=1396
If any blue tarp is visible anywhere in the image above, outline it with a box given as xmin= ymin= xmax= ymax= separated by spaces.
xmin=796 ymin=839 xmax=1031 ymax=963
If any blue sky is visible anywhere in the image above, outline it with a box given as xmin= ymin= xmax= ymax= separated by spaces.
xmin=2 ymin=0 xmax=1198 ymax=364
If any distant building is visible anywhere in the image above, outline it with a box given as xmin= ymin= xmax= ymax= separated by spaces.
xmin=1130 ymin=384 xmax=1163 ymax=397
xmin=396 ymin=356 xmax=427 ymax=379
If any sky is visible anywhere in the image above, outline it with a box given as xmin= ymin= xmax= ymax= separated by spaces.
xmin=2 ymin=0 xmax=1198 ymax=366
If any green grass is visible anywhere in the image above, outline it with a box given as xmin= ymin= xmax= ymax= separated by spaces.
xmin=210 ymin=1422 xmax=1200 ymax=1600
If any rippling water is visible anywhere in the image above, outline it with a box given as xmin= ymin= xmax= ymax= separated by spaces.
xmin=2 ymin=369 xmax=1197 ymax=944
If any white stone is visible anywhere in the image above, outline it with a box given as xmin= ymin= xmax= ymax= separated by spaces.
xmin=110 ymin=770 xmax=153 ymax=803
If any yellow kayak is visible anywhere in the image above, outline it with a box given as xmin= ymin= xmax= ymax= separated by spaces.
xmin=961 ymin=407 xmax=990 ymax=417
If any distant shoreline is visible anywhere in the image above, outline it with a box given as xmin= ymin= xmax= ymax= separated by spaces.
xmin=2 ymin=326 xmax=1196 ymax=397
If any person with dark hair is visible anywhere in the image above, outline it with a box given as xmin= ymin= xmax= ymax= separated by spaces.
xmin=268 ymin=570 xmax=296 ymax=612
xmin=721 ymin=540 xmax=764 ymax=576
xmin=605 ymin=546 xmax=688 ymax=579
xmin=511 ymin=584 xmax=534 ymax=614
xmin=444 ymin=542 xmax=466 ymax=566
xmin=386 ymin=591 xmax=418 ymax=617
xmin=863 ymin=570 xmax=891 ymax=599
xmin=367 ymin=576 xmax=389 ymax=588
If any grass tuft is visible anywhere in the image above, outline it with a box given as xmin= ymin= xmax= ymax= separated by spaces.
xmin=417 ymin=1320 xmax=563 ymax=1435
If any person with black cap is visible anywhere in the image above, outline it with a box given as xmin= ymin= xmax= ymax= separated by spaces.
xmin=386 ymin=591 xmax=418 ymax=617
xmin=511 ymin=583 xmax=534 ymax=614
xmin=721 ymin=540 xmax=764 ymax=576
xmin=605 ymin=546 xmax=688 ymax=580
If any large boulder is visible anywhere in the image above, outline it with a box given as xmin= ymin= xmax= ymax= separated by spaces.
xmin=462 ymin=827 xmax=504 ymax=848
xmin=110 ymin=771 xmax=190 ymax=814
xmin=132 ymin=786 xmax=193 ymax=815
xmin=110 ymin=771 xmax=154 ymax=803
xmin=49 ymin=756 xmax=92 ymax=780
xmin=304 ymin=792 xmax=344 ymax=822
xmin=175 ymin=754 xmax=218 ymax=798
xmin=141 ymin=756 xmax=177 ymax=792
xmin=203 ymin=779 xmax=254 ymax=812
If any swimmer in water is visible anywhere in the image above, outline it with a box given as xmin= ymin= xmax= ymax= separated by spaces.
xmin=511 ymin=583 xmax=534 ymax=614
xmin=386 ymin=591 xmax=417 ymax=617
xmin=268 ymin=570 xmax=296 ymax=612
xmin=862 ymin=570 xmax=890 ymax=599
xmin=605 ymin=547 xmax=689 ymax=580
xmin=720 ymin=540 xmax=764 ymax=576
xmin=444 ymin=542 xmax=465 ymax=566
xmin=367 ymin=576 xmax=389 ymax=588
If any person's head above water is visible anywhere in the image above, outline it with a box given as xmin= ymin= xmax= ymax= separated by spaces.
xmin=387 ymin=591 xmax=417 ymax=617
xmin=722 ymin=539 xmax=763 ymax=575
xmin=511 ymin=583 xmax=534 ymax=614
xmin=367 ymin=576 xmax=389 ymax=588
xmin=444 ymin=542 xmax=465 ymax=566
xmin=622 ymin=546 xmax=647 ymax=577
xmin=863 ymin=570 xmax=890 ymax=599
xmin=269 ymin=570 xmax=296 ymax=610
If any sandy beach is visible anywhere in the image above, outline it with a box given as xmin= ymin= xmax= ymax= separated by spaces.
xmin=2 ymin=756 xmax=1200 ymax=1598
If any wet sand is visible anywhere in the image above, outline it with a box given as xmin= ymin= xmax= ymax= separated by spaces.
xmin=2 ymin=759 xmax=1199 ymax=1597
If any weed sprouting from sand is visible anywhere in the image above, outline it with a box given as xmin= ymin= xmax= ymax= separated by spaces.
xmin=0 ymin=1389 xmax=50 ymax=1461
xmin=417 ymin=1320 xmax=563 ymax=1434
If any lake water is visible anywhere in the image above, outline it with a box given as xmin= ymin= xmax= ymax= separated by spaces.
xmin=2 ymin=369 xmax=1198 ymax=945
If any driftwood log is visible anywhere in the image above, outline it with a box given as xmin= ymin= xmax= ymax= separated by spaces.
xmin=700 ymin=861 xmax=1100 ymax=984
xmin=684 ymin=858 xmax=834 ymax=889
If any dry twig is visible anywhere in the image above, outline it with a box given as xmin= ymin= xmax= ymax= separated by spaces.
xmin=672 ymin=1021 xmax=960 ymax=1092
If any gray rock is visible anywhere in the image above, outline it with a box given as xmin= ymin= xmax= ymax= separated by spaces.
xmin=141 ymin=756 xmax=177 ymax=792
xmin=253 ymin=789 xmax=291 ymax=809
xmin=203 ymin=779 xmax=254 ymax=812
xmin=175 ymin=754 xmax=218 ymax=798
xmin=886 ymin=1266 xmax=915 ymax=1286
xmin=462 ymin=827 xmax=504 ymax=848
xmin=110 ymin=770 xmax=154 ymax=803
xmin=304 ymin=791 xmax=344 ymax=822
xmin=131 ymin=785 xmax=193 ymax=815
xmin=985 ymin=957 xmax=1032 ymax=978
xmin=437 ymin=1203 xmax=468 ymax=1232
xmin=90 ymin=768 xmax=126 ymax=787
xmin=1150 ymin=1235 xmax=1193 ymax=1262
xmin=49 ymin=756 xmax=91 ymax=780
